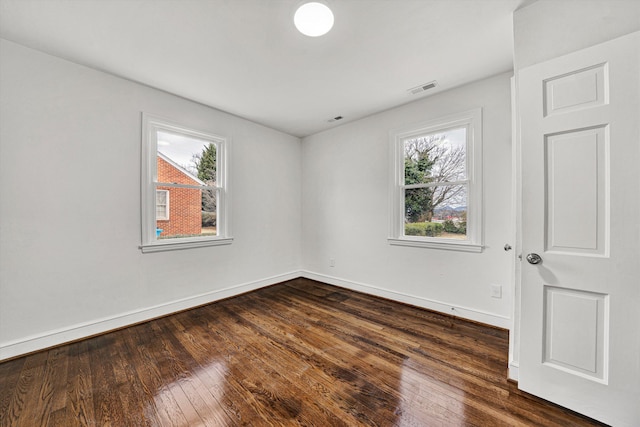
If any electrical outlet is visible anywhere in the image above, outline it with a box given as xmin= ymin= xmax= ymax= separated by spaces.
xmin=329 ymin=258 xmax=335 ymax=267
xmin=490 ymin=284 xmax=502 ymax=298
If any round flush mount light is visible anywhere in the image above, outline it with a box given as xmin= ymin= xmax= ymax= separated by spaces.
xmin=294 ymin=2 xmax=334 ymax=37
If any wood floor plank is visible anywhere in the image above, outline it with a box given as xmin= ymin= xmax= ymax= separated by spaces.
xmin=38 ymin=347 xmax=69 ymax=426
xmin=63 ymin=340 xmax=96 ymax=427
xmin=2 ymin=350 xmax=49 ymax=427
xmin=88 ymin=335 xmax=129 ymax=426
xmin=0 ymin=357 xmax=25 ymax=424
xmin=127 ymin=322 xmax=190 ymax=426
xmin=0 ymin=279 xmax=607 ymax=426
xmin=110 ymin=330 xmax=163 ymax=426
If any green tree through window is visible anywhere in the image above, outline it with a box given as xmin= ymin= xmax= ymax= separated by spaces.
xmin=193 ymin=143 xmax=217 ymax=215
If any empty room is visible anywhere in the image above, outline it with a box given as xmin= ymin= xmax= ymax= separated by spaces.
xmin=1 ymin=0 xmax=639 ymax=425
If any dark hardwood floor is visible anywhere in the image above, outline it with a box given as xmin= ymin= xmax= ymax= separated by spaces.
xmin=1 ymin=278 xmax=606 ymax=426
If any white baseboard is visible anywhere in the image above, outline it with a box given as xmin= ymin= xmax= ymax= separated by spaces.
xmin=300 ymin=270 xmax=511 ymax=329
xmin=508 ymin=362 xmax=520 ymax=381
xmin=0 ymin=271 xmax=300 ymax=361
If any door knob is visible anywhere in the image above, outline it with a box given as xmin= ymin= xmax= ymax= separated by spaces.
xmin=526 ymin=253 xmax=542 ymax=265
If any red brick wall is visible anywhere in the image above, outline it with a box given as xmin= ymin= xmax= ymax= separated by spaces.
xmin=157 ymin=157 xmax=202 ymax=237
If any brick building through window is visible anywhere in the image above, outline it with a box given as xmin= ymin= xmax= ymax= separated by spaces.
xmin=156 ymin=152 xmax=204 ymax=237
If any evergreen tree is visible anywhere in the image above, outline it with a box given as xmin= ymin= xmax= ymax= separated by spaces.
xmin=192 ymin=143 xmax=217 ymax=214
xmin=193 ymin=143 xmax=217 ymax=183
xmin=404 ymin=151 xmax=435 ymax=222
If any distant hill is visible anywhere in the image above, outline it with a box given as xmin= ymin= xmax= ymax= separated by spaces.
xmin=434 ymin=205 xmax=466 ymax=219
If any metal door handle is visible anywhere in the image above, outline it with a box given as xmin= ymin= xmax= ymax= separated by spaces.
xmin=526 ymin=253 xmax=542 ymax=265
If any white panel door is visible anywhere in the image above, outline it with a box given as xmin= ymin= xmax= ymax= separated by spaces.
xmin=518 ymin=31 xmax=640 ymax=426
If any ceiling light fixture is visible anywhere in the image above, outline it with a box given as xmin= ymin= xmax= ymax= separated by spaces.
xmin=294 ymin=2 xmax=334 ymax=37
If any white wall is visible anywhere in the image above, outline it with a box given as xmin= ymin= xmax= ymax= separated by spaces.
xmin=0 ymin=39 xmax=302 ymax=359
xmin=301 ymin=73 xmax=514 ymax=327
xmin=514 ymin=0 xmax=640 ymax=69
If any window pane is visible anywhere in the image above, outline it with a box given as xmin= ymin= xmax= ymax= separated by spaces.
xmin=156 ymin=191 xmax=167 ymax=204
xmin=404 ymin=127 xmax=466 ymax=185
xmin=201 ymin=187 xmax=218 ymax=237
xmin=404 ymin=184 xmax=467 ymax=239
xmin=156 ymin=190 xmax=169 ymax=220
xmin=157 ymin=130 xmax=216 ymax=186
xmin=156 ymin=187 xmax=217 ymax=239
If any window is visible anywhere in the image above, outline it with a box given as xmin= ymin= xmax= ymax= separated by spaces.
xmin=156 ymin=190 xmax=170 ymax=220
xmin=140 ymin=114 xmax=231 ymax=252
xmin=389 ymin=109 xmax=482 ymax=252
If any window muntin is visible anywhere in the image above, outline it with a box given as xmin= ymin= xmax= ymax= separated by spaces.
xmin=141 ymin=114 xmax=231 ymax=252
xmin=389 ymin=109 xmax=482 ymax=251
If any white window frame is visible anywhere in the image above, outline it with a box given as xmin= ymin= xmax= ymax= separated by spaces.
xmin=140 ymin=113 xmax=232 ymax=253
xmin=156 ymin=189 xmax=170 ymax=221
xmin=388 ymin=108 xmax=483 ymax=252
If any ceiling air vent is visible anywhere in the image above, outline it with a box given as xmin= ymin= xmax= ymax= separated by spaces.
xmin=408 ymin=80 xmax=437 ymax=95
xmin=328 ymin=115 xmax=344 ymax=123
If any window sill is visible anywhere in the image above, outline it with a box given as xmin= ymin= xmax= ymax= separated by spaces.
xmin=140 ymin=237 xmax=233 ymax=253
xmin=388 ymin=237 xmax=483 ymax=253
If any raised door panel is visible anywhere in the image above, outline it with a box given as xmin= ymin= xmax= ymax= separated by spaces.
xmin=545 ymin=126 xmax=608 ymax=256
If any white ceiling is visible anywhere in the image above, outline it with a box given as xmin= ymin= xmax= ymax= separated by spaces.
xmin=0 ymin=0 xmax=526 ymax=137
